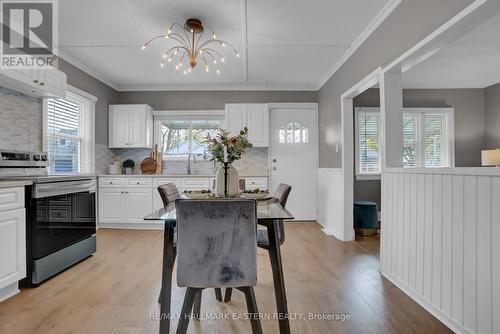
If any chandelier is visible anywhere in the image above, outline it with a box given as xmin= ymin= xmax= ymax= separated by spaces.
xmin=142 ymin=18 xmax=239 ymax=75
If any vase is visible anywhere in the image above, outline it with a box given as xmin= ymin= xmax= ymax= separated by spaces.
xmin=215 ymin=164 xmax=239 ymax=197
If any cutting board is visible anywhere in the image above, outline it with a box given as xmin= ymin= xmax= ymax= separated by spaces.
xmin=140 ymin=157 xmax=157 ymax=174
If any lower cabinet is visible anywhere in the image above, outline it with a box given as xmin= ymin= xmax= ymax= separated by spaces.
xmin=0 ymin=187 xmax=26 ymax=301
xmin=98 ymin=187 xmax=153 ymax=224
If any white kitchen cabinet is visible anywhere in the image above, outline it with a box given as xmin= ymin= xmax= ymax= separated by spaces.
xmin=98 ymin=188 xmax=126 ymax=223
xmin=0 ymin=67 xmax=66 ymax=98
xmin=225 ymin=104 xmax=269 ymax=147
xmin=0 ymin=187 xmax=26 ymax=302
xmin=98 ymin=178 xmax=154 ymax=225
xmin=108 ymin=104 xmax=153 ymax=149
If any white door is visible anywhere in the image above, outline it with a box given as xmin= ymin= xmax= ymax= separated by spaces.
xmin=125 ymin=189 xmax=153 ymax=223
xmin=98 ymin=188 xmax=126 ymax=223
xmin=225 ymin=104 xmax=247 ymax=135
xmin=270 ymin=107 xmax=318 ymax=220
xmin=110 ymin=107 xmax=129 ymax=147
xmin=247 ymin=104 xmax=269 ymax=147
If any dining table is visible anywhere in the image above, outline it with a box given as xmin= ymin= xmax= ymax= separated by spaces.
xmin=144 ymin=199 xmax=294 ymax=334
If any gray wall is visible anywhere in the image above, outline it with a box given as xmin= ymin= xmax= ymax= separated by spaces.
xmin=353 ymin=88 xmax=487 ymax=206
xmin=117 ymin=91 xmax=317 ymax=110
xmin=485 ymin=82 xmax=500 ymax=148
xmin=58 ymin=59 xmax=120 ymax=145
xmin=318 ymin=0 xmax=474 ymax=168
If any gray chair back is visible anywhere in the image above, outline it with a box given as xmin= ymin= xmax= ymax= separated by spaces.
xmin=274 ymin=183 xmax=292 ymax=207
xmin=175 ymin=199 xmax=258 ymax=288
xmin=157 ymin=182 xmax=181 ymax=207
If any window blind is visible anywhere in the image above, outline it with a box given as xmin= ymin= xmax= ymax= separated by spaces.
xmin=45 ymin=90 xmax=95 ymax=174
xmin=358 ymin=112 xmax=381 ymax=174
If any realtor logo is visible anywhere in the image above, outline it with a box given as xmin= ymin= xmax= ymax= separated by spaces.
xmin=0 ymin=0 xmax=58 ymax=69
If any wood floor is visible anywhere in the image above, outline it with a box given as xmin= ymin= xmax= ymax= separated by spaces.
xmin=0 ymin=223 xmax=452 ymax=334
xmin=355 ymin=234 xmax=380 ymax=259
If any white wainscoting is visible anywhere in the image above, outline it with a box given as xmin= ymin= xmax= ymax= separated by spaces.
xmin=381 ymin=169 xmax=500 ymax=334
xmin=317 ymin=168 xmax=347 ymax=240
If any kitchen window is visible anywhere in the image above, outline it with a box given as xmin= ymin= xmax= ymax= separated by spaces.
xmin=154 ymin=111 xmax=224 ymax=159
xmin=355 ymin=107 xmax=454 ymax=178
xmin=43 ymin=87 xmax=96 ymax=174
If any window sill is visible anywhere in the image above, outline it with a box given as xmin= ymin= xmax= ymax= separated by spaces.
xmin=356 ymin=174 xmax=381 ymax=181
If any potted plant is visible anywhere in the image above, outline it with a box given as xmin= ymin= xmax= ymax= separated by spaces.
xmin=122 ymin=159 xmax=135 ymax=175
xmin=207 ymin=127 xmax=252 ymax=197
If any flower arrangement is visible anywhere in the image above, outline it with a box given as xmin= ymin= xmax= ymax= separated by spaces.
xmin=207 ymin=127 xmax=253 ymax=164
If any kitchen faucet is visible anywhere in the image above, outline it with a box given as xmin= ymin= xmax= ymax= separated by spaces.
xmin=187 ymin=153 xmax=197 ymax=174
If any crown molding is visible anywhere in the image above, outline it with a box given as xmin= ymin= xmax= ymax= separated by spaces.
xmin=114 ymin=83 xmax=318 ymax=91
xmin=57 ymin=49 xmax=120 ymax=91
xmin=315 ymin=0 xmax=402 ymax=90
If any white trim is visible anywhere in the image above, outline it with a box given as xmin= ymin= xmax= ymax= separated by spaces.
xmin=268 ymin=103 xmax=318 ymax=110
xmin=240 ymin=0 xmax=249 ymax=82
xmin=58 ymin=50 xmax=119 ymax=91
xmin=66 ymin=84 xmax=98 ymax=102
xmin=115 ymin=83 xmax=317 ymax=91
xmin=384 ymin=166 xmax=500 ymax=176
xmin=315 ymin=0 xmax=402 ymax=90
xmin=382 ymin=271 xmax=473 ymax=334
xmin=339 ymin=67 xmax=382 ymax=242
xmin=152 ymin=110 xmax=225 ymax=117
xmin=355 ymin=108 xmax=382 ymax=177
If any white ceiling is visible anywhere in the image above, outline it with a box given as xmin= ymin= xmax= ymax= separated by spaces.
xmin=58 ymin=0 xmax=395 ymax=91
xmin=402 ymin=12 xmax=500 ymax=89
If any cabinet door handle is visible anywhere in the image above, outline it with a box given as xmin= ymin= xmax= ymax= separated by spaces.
xmin=33 ymin=79 xmax=38 ymax=83
xmin=40 ymin=82 xmax=44 ymax=86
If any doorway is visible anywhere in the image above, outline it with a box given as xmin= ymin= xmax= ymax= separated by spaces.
xmin=269 ymin=103 xmax=318 ymax=220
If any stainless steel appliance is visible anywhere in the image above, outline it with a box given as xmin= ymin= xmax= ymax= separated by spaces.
xmin=0 ymin=150 xmax=96 ymax=286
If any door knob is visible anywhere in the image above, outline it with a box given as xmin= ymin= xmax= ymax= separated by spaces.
xmin=272 ymin=166 xmax=277 ymax=171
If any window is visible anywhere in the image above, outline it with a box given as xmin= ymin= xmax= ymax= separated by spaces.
xmin=279 ymin=122 xmax=309 ymax=144
xmin=43 ymin=88 xmax=96 ymax=174
xmin=159 ymin=119 xmax=221 ymax=157
xmin=355 ymin=108 xmax=454 ymax=177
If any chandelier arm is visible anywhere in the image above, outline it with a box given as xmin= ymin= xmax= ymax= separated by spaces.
xmin=200 ymin=39 xmax=240 ymax=55
xmin=171 ymin=22 xmax=191 ymax=42
xmin=168 ymin=33 xmax=190 ymax=49
xmin=163 ymin=46 xmax=189 ymax=59
xmin=143 ymin=35 xmax=167 ymax=48
xmin=194 ymin=30 xmax=204 ymax=52
xmin=203 ymin=48 xmax=223 ymax=59
xmin=202 ymin=50 xmax=216 ymax=62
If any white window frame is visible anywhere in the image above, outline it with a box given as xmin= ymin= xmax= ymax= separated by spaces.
xmin=355 ymin=107 xmax=382 ymax=180
xmin=42 ymin=85 xmax=97 ymax=174
xmin=355 ymin=107 xmax=455 ymax=180
xmin=153 ymin=110 xmax=224 ymax=161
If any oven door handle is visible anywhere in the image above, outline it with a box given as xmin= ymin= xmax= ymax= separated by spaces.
xmin=33 ymin=180 xmax=96 ymax=198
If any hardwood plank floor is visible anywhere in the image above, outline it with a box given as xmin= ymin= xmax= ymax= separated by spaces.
xmin=0 ymin=223 xmax=451 ymax=334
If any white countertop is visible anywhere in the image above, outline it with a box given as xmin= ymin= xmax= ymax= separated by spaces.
xmin=0 ymin=180 xmax=32 ymax=189
xmin=98 ymin=173 xmax=269 ymax=178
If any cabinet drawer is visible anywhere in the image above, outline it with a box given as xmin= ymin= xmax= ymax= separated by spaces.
xmin=0 ymin=187 xmax=24 ymax=212
xmin=99 ymin=178 xmax=124 ymax=188
xmin=181 ymin=178 xmax=210 ymax=189
xmin=154 ymin=178 xmax=180 ymax=188
xmin=126 ymin=178 xmax=152 ymax=187
xmin=244 ymin=178 xmax=268 ymax=190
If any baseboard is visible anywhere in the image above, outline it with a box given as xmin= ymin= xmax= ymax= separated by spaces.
xmin=381 ymin=271 xmax=472 ymax=334
xmin=98 ymin=222 xmax=164 ymax=230
xmin=0 ymin=282 xmax=19 ymax=302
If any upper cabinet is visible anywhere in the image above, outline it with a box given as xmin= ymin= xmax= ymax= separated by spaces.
xmin=108 ymin=104 xmax=154 ymax=149
xmin=0 ymin=68 xmax=66 ymax=98
xmin=225 ymin=103 xmax=269 ymax=147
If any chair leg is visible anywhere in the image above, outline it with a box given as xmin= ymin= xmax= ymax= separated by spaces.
xmin=160 ymin=223 xmax=176 ymax=334
xmin=238 ymin=287 xmax=263 ymax=334
xmin=176 ymin=287 xmax=200 ymax=334
xmin=214 ymin=288 xmax=223 ymax=302
xmin=224 ymin=287 xmax=233 ymax=302
xmin=193 ymin=290 xmax=202 ymax=320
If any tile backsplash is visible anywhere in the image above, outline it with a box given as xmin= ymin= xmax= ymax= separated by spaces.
xmin=0 ymin=87 xmax=42 ymax=151
xmin=99 ymin=146 xmax=269 ymax=176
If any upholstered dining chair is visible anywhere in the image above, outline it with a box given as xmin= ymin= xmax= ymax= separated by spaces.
xmin=221 ymin=183 xmax=292 ymax=303
xmin=175 ymin=199 xmax=263 ymax=334
xmin=156 ymin=182 xmax=181 ymax=307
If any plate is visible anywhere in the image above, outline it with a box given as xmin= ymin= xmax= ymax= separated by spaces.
xmin=241 ymin=192 xmax=269 ymax=200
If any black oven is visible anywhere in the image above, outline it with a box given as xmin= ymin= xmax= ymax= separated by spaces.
xmin=22 ymin=178 xmax=97 ymax=286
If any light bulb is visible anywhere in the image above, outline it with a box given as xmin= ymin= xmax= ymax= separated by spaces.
xmin=160 ymin=63 xmax=164 ymax=67
xmin=165 ymin=35 xmax=169 ymax=39
xmin=221 ymin=58 xmax=225 ymax=63
xmin=222 ymin=42 xmax=226 ymax=47
xmin=141 ymin=45 xmax=146 ymax=50
xmin=205 ymin=65 xmax=209 ymax=72
xmin=236 ymin=52 xmax=240 ymax=58
xmin=168 ymin=57 xmax=172 ymax=62
xmin=178 ymin=62 xmax=182 ymax=68
xmin=213 ymin=60 xmax=217 ymax=64
xmin=162 ymin=54 xmax=167 ymax=59
xmin=190 ymin=29 xmax=194 ymax=33
xmin=216 ymin=69 xmax=220 ymax=74
xmin=188 ymin=67 xmax=191 ymax=73
xmin=183 ymin=70 xmax=187 ymax=75
xmin=174 ymin=49 xmax=178 ymax=55
xmin=213 ymin=34 xmax=217 ymax=39
xmin=168 ymin=28 xmax=172 ymax=34
xmin=175 ymin=65 xmax=179 ymax=70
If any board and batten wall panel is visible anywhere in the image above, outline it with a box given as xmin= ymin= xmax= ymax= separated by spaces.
xmin=381 ymin=170 xmax=499 ymax=334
